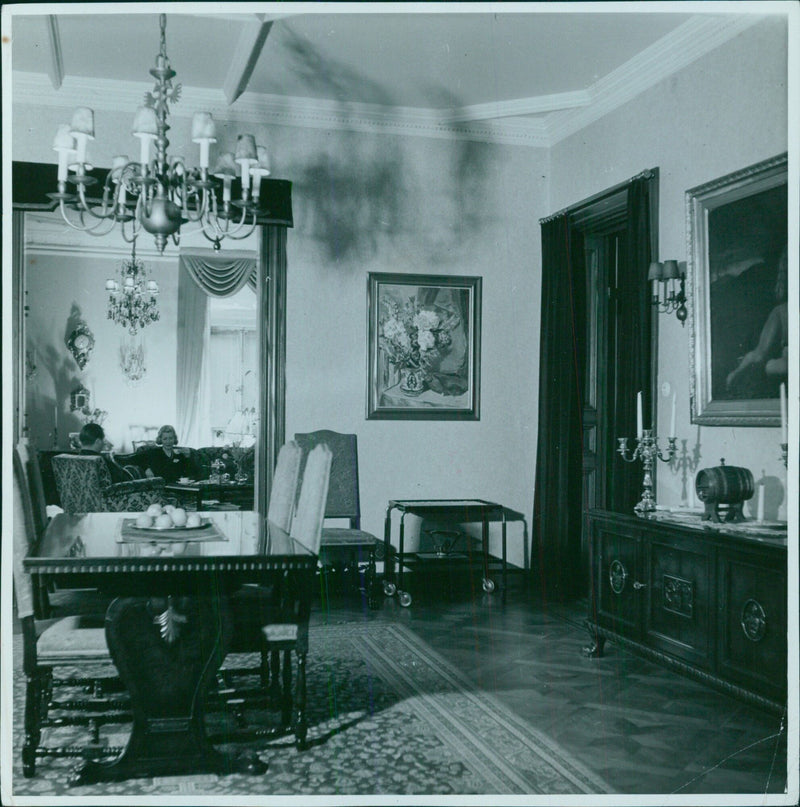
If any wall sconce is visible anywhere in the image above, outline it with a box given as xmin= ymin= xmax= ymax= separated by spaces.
xmin=648 ymin=260 xmax=687 ymax=324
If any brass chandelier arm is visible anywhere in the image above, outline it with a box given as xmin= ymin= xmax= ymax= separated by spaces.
xmin=49 ymin=14 xmax=270 ymax=253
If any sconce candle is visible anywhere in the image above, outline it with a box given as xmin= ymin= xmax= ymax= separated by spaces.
xmin=670 ymin=391 xmax=676 ymax=437
xmin=756 ymin=482 xmax=764 ymax=523
xmin=636 ymin=391 xmax=643 ymax=438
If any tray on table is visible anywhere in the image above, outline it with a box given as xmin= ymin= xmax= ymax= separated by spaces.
xmin=117 ymin=517 xmax=227 ymax=543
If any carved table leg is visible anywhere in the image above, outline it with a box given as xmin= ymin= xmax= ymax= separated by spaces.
xmin=69 ymin=596 xmax=266 ymax=786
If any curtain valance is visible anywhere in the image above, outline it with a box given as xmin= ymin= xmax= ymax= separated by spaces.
xmin=180 ymin=249 xmax=257 ymax=297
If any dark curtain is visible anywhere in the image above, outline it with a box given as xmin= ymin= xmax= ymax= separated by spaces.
xmin=533 ymin=214 xmax=586 ymax=601
xmin=607 ymin=176 xmax=655 ymax=513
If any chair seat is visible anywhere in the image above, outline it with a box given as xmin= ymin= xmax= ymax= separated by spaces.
xmin=37 ymin=615 xmax=110 ymax=662
xmin=262 ymin=623 xmax=298 ymax=642
xmin=321 ymin=527 xmax=378 ymax=547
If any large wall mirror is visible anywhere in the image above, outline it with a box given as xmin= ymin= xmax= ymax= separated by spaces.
xmin=20 ymin=211 xmax=261 ymax=505
xmin=13 ymin=161 xmax=291 ymax=516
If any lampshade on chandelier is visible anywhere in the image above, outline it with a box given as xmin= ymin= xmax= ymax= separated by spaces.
xmin=107 ymin=242 xmax=160 ymax=334
xmin=50 ymin=14 xmax=271 ymax=253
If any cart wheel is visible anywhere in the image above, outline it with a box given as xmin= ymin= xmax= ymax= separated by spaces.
xmin=482 ymin=578 xmax=495 ymax=593
xmin=398 ymin=591 xmax=412 ymax=607
xmin=383 ymin=581 xmax=397 ymax=597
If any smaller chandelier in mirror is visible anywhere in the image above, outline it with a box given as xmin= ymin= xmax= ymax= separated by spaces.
xmin=107 ymin=243 xmax=160 ymax=335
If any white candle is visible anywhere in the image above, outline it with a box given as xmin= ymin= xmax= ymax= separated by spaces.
xmin=780 ymin=383 xmax=787 ymax=443
xmin=670 ymin=391 xmax=676 ymax=438
xmin=756 ymin=483 xmax=764 ymax=523
xmin=636 ymin=391 xmax=643 ymax=438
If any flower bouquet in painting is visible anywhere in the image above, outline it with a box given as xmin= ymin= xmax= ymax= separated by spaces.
xmin=379 ymin=295 xmax=467 ymax=397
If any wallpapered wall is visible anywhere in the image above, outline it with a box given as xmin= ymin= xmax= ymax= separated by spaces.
xmin=549 ymin=17 xmax=789 ymax=522
xmin=12 ymin=16 xmax=790 ymax=565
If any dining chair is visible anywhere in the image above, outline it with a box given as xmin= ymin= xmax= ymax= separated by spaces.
xmin=294 ymin=430 xmax=381 ymax=607
xmin=217 ymin=443 xmax=331 ymax=749
xmin=263 ymin=442 xmax=331 ymax=744
xmin=15 ymin=439 xmax=49 ymax=540
xmin=217 ymin=442 xmax=305 ymax=719
xmin=12 ymin=451 xmax=130 ymax=778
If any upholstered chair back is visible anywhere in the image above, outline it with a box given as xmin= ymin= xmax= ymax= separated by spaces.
xmin=52 ymin=454 xmax=111 ymax=512
xmin=290 ymin=443 xmax=332 ymax=555
xmin=267 ymin=441 xmax=303 ymax=532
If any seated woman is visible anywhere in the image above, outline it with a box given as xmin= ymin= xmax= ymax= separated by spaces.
xmin=139 ymin=425 xmax=198 ymax=483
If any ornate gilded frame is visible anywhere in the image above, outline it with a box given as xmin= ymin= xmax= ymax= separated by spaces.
xmin=687 ymin=153 xmax=787 ymax=426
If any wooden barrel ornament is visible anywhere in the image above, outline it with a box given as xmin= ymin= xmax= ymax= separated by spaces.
xmin=695 ymin=461 xmax=754 ymax=523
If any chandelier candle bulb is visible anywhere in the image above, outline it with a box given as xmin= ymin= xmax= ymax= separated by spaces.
xmin=53 ymin=124 xmax=75 ymax=181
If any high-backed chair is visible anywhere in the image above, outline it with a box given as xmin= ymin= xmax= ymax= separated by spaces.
xmin=220 ymin=442 xmax=305 ymax=709
xmin=294 ymin=430 xmax=381 ymax=606
xmin=12 ymin=451 xmax=130 ymax=778
xmin=15 ymin=445 xmax=109 ymax=619
xmin=15 ymin=439 xmax=49 ymax=540
xmin=217 ymin=443 xmax=331 ymax=749
xmin=52 ymin=453 xmax=166 ymax=512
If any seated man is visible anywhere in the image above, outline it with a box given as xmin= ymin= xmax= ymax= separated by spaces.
xmin=78 ymin=422 xmax=133 ymax=484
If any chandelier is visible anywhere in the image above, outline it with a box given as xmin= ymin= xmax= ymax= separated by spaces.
xmin=50 ymin=14 xmax=271 ymax=253
xmin=106 ymin=242 xmax=160 ymax=334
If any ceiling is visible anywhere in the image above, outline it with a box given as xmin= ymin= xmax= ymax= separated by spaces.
xmin=8 ymin=6 xmax=766 ymax=147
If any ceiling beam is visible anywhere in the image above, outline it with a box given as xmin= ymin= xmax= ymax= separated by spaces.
xmin=44 ymin=15 xmax=64 ymax=90
xmin=442 ymin=90 xmax=591 ymax=124
xmin=222 ymin=16 xmax=274 ymax=106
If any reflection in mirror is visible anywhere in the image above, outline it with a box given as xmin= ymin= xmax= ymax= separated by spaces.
xmin=22 ymin=210 xmax=258 ymax=500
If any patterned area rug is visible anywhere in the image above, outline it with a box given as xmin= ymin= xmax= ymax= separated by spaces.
xmin=9 ymin=621 xmax=611 ymax=798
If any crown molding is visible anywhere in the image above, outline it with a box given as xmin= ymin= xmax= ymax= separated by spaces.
xmin=11 ymin=71 xmax=551 ymax=148
xmin=443 ymin=90 xmax=591 ymax=124
xmin=544 ymin=13 xmax=767 ymax=146
xmin=11 ymin=13 xmax=769 ymax=150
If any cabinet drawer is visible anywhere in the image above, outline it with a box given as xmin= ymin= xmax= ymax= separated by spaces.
xmin=645 ymin=538 xmax=711 ymax=668
xmin=594 ymin=523 xmax=642 ymax=638
xmin=717 ymin=552 xmax=787 ymax=701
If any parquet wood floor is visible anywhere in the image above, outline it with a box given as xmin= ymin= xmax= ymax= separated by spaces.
xmin=315 ymin=569 xmax=791 ymax=797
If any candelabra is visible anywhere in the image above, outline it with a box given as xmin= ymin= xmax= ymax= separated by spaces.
xmin=672 ymin=438 xmax=702 ymax=506
xmin=617 ymin=430 xmax=678 ymax=518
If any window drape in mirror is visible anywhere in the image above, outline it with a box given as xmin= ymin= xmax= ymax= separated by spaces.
xmin=180 ymin=250 xmax=257 ymax=296
xmin=533 ymin=214 xmax=586 ymax=601
xmin=176 ymin=263 xmax=210 ymax=448
xmin=177 ymin=251 xmax=258 ymax=446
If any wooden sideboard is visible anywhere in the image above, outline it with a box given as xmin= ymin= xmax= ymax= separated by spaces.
xmin=585 ymin=510 xmax=787 ymax=712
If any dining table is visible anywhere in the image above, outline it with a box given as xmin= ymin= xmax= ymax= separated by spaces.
xmin=24 ymin=510 xmax=317 ymax=785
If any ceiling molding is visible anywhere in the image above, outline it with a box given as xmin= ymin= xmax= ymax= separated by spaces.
xmin=12 ymin=71 xmax=550 ymax=148
xmin=544 ymin=13 xmax=766 ymax=146
xmin=11 ymin=13 xmax=769 ymax=150
xmin=443 ymin=90 xmax=591 ymax=124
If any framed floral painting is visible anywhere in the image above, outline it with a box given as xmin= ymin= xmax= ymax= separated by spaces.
xmin=367 ymin=273 xmax=482 ymax=420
